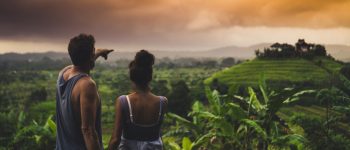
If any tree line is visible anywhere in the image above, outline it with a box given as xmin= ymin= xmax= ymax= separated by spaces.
xmin=255 ymin=39 xmax=329 ymax=59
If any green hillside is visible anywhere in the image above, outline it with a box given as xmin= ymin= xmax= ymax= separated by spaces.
xmin=205 ymin=57 xmax=343 ymax=91
xmin=204 ymin=57 xmax=350 ymax=143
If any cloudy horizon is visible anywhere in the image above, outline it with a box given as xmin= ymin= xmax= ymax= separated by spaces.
xmin=1 ymin=0 xmax=350 ymax=53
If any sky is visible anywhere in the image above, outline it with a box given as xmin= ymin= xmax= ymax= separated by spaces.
xmin=0 ymin=0 xmax=350 ymax=53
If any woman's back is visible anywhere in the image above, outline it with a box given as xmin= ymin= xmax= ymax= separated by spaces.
xmin=117 ymin=93 xmax=167 ymax=150
xmin=127 ymin=93 xmax=164 ymax=125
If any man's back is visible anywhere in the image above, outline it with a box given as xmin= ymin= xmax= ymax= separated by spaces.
xmin=56 ymin=66 xmax=102 ymax=150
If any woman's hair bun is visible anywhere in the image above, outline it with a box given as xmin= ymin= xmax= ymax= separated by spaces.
xmin=134 ymin=50 xmax=155 ymax=67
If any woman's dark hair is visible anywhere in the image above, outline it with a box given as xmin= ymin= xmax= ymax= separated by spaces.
xmin=129 ymin=50 xmax=155 ymax=89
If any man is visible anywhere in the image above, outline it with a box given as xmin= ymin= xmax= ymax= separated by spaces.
xmin=56 ymin=34 xmax=113 ymax=150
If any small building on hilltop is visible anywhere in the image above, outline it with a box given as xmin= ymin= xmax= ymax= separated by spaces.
xmin=295 ymin=39 xmax=309 ymax=52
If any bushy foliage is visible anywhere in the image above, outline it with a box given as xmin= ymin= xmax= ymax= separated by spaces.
xmin=340 ymin=63 xmax=350 ymax=80
xmin=291 ymin=114 xmax=350 ymax=150
xmin=168 ymin=80 xmax=192 ymax=117
xmin=163 ymin=86 xmax=310 ymax=150
xmin=11 ymin=115 xmax=56 ymax=150
xmin=151 ymin=80 xmax=170 ymax=96
xmin=0 ymin=111 xmax=18 ymax=148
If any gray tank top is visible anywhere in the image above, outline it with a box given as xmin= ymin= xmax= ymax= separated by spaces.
xmin=55 ymin=67 xmax=102 ymax=150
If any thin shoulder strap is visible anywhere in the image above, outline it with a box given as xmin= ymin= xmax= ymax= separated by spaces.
xmin=159 ymin=96 xmax=163 ymax=116
xmin=158 ymin=96 xmax=165 ymax=122
xmin=126 ymin=95 xmax=134 ymax=123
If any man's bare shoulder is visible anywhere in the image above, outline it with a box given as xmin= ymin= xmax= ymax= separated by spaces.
xmin=76 ymin=76 xmax=97 ymax=92
xmin=75 ymin=76 xmax=99 ymax=105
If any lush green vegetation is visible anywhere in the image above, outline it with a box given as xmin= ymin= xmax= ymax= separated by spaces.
xmin=206 ymin=58 xmax=330 ymax=86
xmin=205 ymin=57 xmax=343 ymax=94
xmin=204 ymin=54 xmax=350 ymax=149
xmin=1 ymin=46 xmax=350 ymax=150
xmin=0 ymin=57 xmax=223 ymax=149
xmin=163 ymin=83 xmax=314 ymax=150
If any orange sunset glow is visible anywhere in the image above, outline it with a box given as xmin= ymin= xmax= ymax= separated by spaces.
xmin=0 ymin=0 xmax=350 ymax=53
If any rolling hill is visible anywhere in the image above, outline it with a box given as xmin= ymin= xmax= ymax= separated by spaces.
xmin=204 ymin=57 xmax=343 ymax=92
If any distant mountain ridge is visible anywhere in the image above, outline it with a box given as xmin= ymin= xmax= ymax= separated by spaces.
xmin=1 ymin=43 xmax=349 ymax=61
xmin=325 ymin=44 xmax=350 ymax=61
xmin=0 ymin=51 xmax=67 ymax=61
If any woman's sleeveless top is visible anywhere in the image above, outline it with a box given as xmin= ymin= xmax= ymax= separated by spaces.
xmin=118 ymin=95 xmax=166 ymax=150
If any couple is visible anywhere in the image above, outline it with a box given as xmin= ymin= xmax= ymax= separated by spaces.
xmin=56 ymin=34 xmax=168 ymax=150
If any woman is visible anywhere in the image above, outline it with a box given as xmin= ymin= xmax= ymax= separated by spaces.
xmin=108 ymin=50 xmax=168 ymax=150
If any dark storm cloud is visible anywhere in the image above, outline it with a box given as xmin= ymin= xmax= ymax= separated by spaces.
xmin=0 ymin=0 xmax=349 ymax=45
xmin=0 ymin=0 xmax=194 ymax=44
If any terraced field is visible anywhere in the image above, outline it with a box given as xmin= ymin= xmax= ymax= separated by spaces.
xmin=279 ymin=105 xmax=350 ymax=136
xmin=205 ymin=56 xmax=350 ymax=138
xmin=312 ymin=57 xmax=343 ymax=72
xmin=205 ymin=58 xmax=341 ymax=88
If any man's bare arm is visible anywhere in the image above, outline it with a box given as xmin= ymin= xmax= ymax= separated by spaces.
xmin=108 ymin=97 xmax=123 ymax=150
xmin=80 ymin=78 xmax=101 ymax=150
xmin=94 ymin=49 xmax=114 ymax=60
